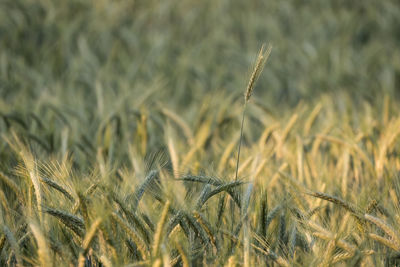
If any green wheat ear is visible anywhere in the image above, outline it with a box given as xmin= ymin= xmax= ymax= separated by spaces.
xmin=235 ymin=44 xmax=272 ymax=181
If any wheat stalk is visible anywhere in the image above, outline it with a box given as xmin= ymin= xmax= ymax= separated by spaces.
xmin=193 ymin=211 xmax=218 ymax=251
xmin=99 ymin=255 xmax=112 ymax=267
xmin=111 ymin=212 xmax=149 ymax=259
xmin=152 ymin=200 xmax=170 ymax=257
xmin=235 ymin=44 xmax=272 ymax=182
xmin=0 ymin=235 xmax=5 ymax=253
xmin=30 ymin=223 xmax=51 ymax=267
xmin=175 ymin=241 xmax=189 ymax=267
xmin=152 ymin=258 xmax=162 ymax=267
xmin=77 ymin=218 xmax=102 ymax=267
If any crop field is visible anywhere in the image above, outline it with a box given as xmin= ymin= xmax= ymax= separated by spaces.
xmin=1 ymin=0 xmax=400 ymax=266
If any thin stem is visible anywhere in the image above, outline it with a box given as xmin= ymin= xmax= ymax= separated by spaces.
xmin=235 ymin=101 xmax=247 ymax=181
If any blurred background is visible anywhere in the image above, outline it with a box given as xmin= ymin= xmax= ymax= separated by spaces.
xmin=0 ymin=0 xmax=400 ymax=165
xmin=2 ymin=0 xmax=400 ymax=105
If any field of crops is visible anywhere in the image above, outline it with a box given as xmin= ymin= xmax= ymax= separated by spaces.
xmin=1 ymin=0 xmax=400 ymax=266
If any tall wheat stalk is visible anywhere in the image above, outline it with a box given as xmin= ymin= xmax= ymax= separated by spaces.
xmin=235 ymin=44 xmax=272 ymax=181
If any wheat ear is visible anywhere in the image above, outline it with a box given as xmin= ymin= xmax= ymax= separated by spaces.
xmin=244 ymin=44 xmax=273 ymax=102
xmin=368 ymin=233 xmax=400 ymax=251
xmin=365 ymin=214 xmax=400 ymax=250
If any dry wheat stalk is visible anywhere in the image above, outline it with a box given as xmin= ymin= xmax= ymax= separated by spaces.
xmin=99 ymin=255 xmax=112 ymax=267
xmin=78 ymin=218 xmax=102 ymax=267
xmin=152 ymin=200 xmax=170 ymax=257
xmin=175 ymin=241 xmax=189 ymax=267
xmin=0 ymin=235 xmax=5 ymax=253
xmin=152 ymin=258 xmax=162 ymax=267
xmin=30 ymin=223 xmax=51 ymax=267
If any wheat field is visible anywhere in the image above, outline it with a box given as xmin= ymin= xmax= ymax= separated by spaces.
xmin=1 ymin=0 xmax=400 ymax=266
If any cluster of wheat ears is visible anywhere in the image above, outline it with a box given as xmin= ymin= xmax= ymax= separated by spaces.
xmin=0 ymin=44 xmax=400 ymax=267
